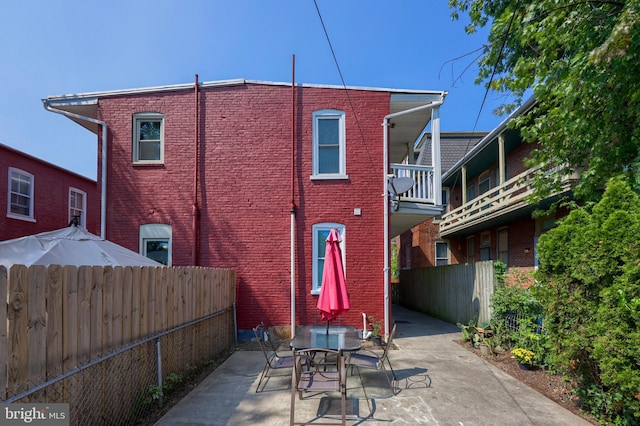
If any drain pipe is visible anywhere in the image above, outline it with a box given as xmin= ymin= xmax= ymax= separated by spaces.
xmin=43 ymin=100 xmax=108 ymax=239
xmin=192 ymin=74 xmax=200 ymax=265
xmin=382 ymin=97 xmax=444 ymax=340
xmin=290 ymin=54 xmax=297 ymax=338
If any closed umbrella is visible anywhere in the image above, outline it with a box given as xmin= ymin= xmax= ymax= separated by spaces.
xmin=316 ymin=228 xmax=350 ymax=334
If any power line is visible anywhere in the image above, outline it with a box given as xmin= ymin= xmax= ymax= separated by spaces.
xmin=451 ymin=2 xmax=521 ymax=194
xmin=312 ymin=0 xmax=376 ymax=169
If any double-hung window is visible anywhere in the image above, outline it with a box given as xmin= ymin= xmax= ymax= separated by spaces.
xmin=69 ymin=188 xmax=86 ymax=227
xmin=467 ymin=237 xmax=475 ymax=263
xmin=480 ymin=231 xmax=492 ymax=261
xmin=133 ymin=113 xmax=164 ymax=164
xmin=478 ymin=173 xmax=491 ymax=210
xmin=8 ymin=168 xmax=34 ymax=220
xmin=497 ymin=228 xmax=509 ymax=266
xmin=312 ymin=110 xmax=346 ymax=179
xmin=312 ymin=223 xmax=345 ymax=294
xmin=435 ymin=241 xmax=450 ymax=266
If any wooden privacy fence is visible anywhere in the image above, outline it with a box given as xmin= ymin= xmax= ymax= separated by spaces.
xmin=0 ymin=264 xmax=236 ymax=402
xmin=398 ymin=261 xmax=496 ymax=326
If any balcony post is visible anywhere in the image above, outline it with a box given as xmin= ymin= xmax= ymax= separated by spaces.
xmin=431 ymin=106 xmax=442 ymax=205
xmin=499 ymin=134 xmax=506 ymax=194
xmin=462 ymin=166 xmax=468 ymax=204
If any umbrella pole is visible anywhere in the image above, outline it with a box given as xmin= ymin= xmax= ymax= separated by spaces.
xmin=326 ymin=320 xmax=329 ymax=335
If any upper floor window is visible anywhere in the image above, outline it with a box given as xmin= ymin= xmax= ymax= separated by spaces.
xmin=441 ymin=188 xmax=450 ymax=212
xmin=466 ymin=181 xmax=475 ymax=202
xmin=312 ymin=110 xmax=347 ymax=179
xmin=312 ymin=223 xmax=345 ymax=294
xmin=478 ymin=173 xmax=491 ymax=196
xmin=133 ymin=113 xmax=164 ymax=164
xmin=140 ymin=224 xmax=172 ymax=266
xmin=479 ymin=172 xmax=492 ymax=211
xmin=69 ymin=188 xmax=86 ymax=228
xmin=8 ymin=168 xmax=34 ymax=221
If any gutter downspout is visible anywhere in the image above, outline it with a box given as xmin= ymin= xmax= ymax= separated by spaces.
xmin=43 ymin=100 xmax=108 ymax=239
xmin=382 ymin=98 xmax=444 ymax=341
xmin=290 ymin=54 xmax=297 ymax=338
xmin=193 ymin=74 xmax=200 ymax=265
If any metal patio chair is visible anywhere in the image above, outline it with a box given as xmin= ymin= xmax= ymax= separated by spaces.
xmin=347 ymin=322 xmax=398 ymax=395
xmin=290 ymin=348 xmax=347 ymax=426
xmin=253 ymin=323 xmax=301 ymax=393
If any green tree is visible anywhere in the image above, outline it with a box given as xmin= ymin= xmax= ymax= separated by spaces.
xmin=449 ymin=0 xmax=640 ymax=201
xmin=533 ymin=178 xmax=640 ymax=423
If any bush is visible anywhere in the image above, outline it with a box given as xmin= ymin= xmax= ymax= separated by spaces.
xmin=533 ymin=178 xmax=640 ymax=423
xmin=490 ymin=263 xmax=548 ymax=363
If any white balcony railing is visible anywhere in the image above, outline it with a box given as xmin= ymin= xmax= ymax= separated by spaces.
xmin=390 ymin=163 xmax=435 ymax=204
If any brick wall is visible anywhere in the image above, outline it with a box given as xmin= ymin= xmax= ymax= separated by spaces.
xmin=507 ymin=142 xmax=535 ymax=178
xmin=97 ymin=83 xmax=389 ymax=331
xmin=0 ymin=144 xmax=99 ymax=240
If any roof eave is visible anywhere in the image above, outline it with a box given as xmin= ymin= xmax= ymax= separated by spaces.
xmin=441 ymin=96 xmax=537 ymax=182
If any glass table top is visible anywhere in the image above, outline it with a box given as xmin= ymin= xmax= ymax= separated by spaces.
xmin=290 ymin=325 xmax=361 ymax=351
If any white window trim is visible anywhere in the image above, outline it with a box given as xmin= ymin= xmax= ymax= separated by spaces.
xmin=311 ymin=109 xmax=348 ymax=180
xmin=133 ymin=112 xmax=165 ymax=164
xmin=140 ymin=224 xmax=172 ymax=266
xmin=312 ymin=223 xmax=345 ymax=295
xmin=69 ymin=187 xmax=87 ymax=228
xmin=435 ymin=240 xmax=450 ymax=266
xmin=7 ymin=167 xmax=35 ymax=222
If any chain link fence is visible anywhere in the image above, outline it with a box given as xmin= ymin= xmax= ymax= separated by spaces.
xmin=6 ymin=308 xmax=234 ymax=425
xmin=504 ymin=310 xmax=544 ymax=335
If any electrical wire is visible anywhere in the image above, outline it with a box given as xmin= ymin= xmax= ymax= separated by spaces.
xmin=450 ymin=2 xmax=522 ymax=194
xmin=313 ymin=0 xmax=376 ymax=169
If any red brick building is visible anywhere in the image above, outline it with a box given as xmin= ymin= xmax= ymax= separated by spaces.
xmin=44 ymin=79 xmax=447 ymax=336
xmin=1 ymin=143 xmax=99 ymax=241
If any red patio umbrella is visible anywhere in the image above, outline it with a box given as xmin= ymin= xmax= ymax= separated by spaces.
xmin=317 ymin=228 xmax=350 ymax=333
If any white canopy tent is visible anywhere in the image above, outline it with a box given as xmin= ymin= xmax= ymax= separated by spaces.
xmin=0 ymin=226 xmax=164 ymax=268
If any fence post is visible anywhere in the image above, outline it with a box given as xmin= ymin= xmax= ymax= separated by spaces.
xmin=156 ymin=337 xmax=163 ymax=407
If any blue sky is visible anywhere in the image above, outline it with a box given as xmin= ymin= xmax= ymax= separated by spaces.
xmin=0 ymin=1 xmax=504 ymax=180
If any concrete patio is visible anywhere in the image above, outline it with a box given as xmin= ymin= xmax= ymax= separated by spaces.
xmin=155 ymin=305 xmax=592 ymax=425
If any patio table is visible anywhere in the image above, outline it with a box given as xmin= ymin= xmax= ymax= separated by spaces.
xmin=290 ymin=325 xmax=361 ymax=352
xmin=289 ymin=325 xmax=369 ymax=424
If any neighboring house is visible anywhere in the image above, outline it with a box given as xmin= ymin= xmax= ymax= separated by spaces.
xmin=43 ymin=78 xmax=447 ymax=336
xmin=1 ymin=143 xmax=99 ymax=241
xmin=400 ymin=98 xmax=577 ymax=283
xmin=398 ymin=131 xmax=487 ymax=269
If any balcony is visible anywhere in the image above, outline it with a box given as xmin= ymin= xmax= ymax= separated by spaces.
xmin=389 ymin=163 xmax=443 ymax=237
xmin=439 ymin=166 xmax=578 ymax=237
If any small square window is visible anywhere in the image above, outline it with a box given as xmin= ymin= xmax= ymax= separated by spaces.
xmin=133 ymin=113 xmax=164 ymax=164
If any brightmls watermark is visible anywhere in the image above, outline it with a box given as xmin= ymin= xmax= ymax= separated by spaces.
xmin=0 ymin=404 xmax=69 ymax=425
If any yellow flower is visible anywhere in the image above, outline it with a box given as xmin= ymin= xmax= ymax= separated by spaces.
xmin=511 ymin=348 xmax=535 ymax=365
